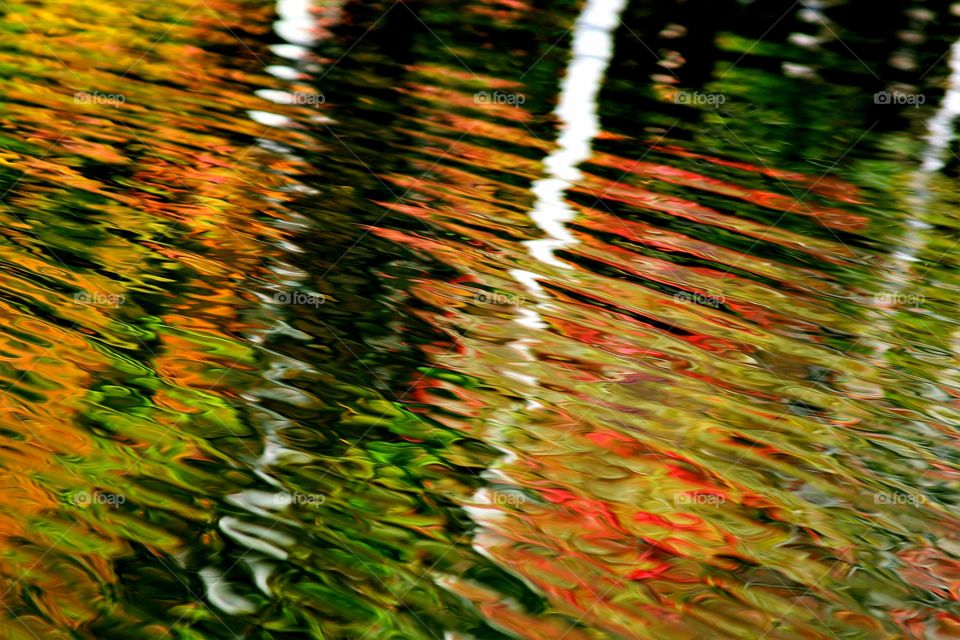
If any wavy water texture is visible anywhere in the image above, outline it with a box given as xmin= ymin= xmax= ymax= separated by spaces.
xmin=0 ymin=0 xmax=958 ymax=638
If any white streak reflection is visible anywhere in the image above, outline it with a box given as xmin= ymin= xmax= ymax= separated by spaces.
xmin=525 ymin=0 xmax=628 ymax=270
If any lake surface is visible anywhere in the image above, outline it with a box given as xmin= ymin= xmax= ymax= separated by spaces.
xmin=0 ymin=0 xmax=959 ymax=637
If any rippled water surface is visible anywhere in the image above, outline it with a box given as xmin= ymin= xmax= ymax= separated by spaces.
xmin=3 ymin=0 xmax=960 ymax=637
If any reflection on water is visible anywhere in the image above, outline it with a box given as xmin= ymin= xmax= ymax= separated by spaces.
xmin=0 ymin=0 xmax=959 ymax=637
xmin=526 ymin=0 xmax=627 ymax=267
